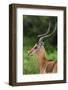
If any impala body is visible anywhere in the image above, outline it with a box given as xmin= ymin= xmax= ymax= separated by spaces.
xmin=28 ymin=22 xmax=57 ymax=74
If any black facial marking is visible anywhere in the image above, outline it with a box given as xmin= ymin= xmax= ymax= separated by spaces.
xmin=34 ymin=46 xmax=37 ymax=49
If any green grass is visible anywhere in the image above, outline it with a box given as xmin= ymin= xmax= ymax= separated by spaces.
xmin=23 ymin=37 xmax=57 ymax=74
xmin=23 ymin=50 xmax=39 ymax=74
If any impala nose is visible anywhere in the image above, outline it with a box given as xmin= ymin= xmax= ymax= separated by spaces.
xmin=28 ymin=49 xmax=33 ymax=56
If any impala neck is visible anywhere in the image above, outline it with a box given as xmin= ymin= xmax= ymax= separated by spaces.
xmin=36 ymin=47 xmax=48 ymax=73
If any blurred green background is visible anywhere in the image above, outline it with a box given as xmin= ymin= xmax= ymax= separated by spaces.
xmin=23 ymin=15 xmax=57 ymax=74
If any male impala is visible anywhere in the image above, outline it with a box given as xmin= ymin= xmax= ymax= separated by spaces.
xmin=28 ymin=22 xmax=57 ymax=74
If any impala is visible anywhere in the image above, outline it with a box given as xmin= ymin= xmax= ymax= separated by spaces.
xmin=28 ymin=22 xmax=57 ymax=74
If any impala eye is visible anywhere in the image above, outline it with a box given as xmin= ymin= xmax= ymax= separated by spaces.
xmin=35 ymin=46 xmax=37 ymax=49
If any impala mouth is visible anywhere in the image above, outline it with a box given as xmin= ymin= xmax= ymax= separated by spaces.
xmin=28 ymin=50 xmax=33 ymax=56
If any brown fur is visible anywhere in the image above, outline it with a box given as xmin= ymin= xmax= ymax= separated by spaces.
xmin=28 ymin=44 xmax=57 ymax=74
xmin=36 ymin=54 xmax=57 ymax=74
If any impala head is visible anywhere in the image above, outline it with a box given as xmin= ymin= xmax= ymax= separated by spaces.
xmin=28 ymin=42 xmax=45 ymax=56
xmin=28 ymin=22 xmax=57 ymax=56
